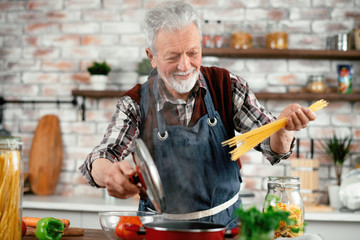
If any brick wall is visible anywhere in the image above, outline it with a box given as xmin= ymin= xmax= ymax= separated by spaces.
xmin=1 ymin=0 xmax=359 ymax=204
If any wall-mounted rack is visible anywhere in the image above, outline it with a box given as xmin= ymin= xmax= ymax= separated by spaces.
xmin=0 ymin=96 xmax=78 ymax=134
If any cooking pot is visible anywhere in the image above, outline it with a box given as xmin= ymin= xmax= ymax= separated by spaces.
xmin=144 ymin=221 xmax=228 ymax=240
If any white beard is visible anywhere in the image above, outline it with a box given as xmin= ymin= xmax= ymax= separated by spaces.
xmin=159 ymin=68 xmax=199 ymax=94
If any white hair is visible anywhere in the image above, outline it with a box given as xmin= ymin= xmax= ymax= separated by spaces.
xmin=144 ymin=1 xmax=202 ymax=53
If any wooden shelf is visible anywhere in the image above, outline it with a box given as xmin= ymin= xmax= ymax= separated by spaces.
xmin=72 ymin=89 xmax=126 ymax=98
xmin=202 ymin=48 xmax=360 ymax=60
xmin=72 ymin=89 xmax=360 ymax=102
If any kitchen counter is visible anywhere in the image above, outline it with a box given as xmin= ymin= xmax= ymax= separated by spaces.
xmin=23 ymin=194 xmax=360 ymax=240
xmin=23 ymin=194 xmax=139 ymax=212
xmin=23 ymin=228 xmax=238 ymax=240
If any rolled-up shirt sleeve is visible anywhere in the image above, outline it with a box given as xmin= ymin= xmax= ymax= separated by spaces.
xmin=230 ymin=72 xmax=294 ymax=164
xmin=78 ymin=96 xmax=142 ymax=187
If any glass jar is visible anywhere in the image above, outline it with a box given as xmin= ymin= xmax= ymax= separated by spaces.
xmin=0 ymin=136 xmax=23 ymax=239
xmin=263 ymin=176 xmax=304 ymax=238
xmin=307 ymin=75 xmax=326 ymax=93
xmin=266 ymin=23 xmax=288 ymax=49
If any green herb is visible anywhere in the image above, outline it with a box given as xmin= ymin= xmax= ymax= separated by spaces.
xmin=87 ymin=61 xmax=111 ymax=75
xmin=136 ymin=58 xmax=152 ymax=76
xmin=322 ymin=134 xmax=352 ymax=185
xmin=234 ymin=205 xmax=297 ymax=240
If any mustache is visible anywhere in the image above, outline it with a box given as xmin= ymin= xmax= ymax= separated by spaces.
xmin=173 ymin=68 xmax=196 ymax=76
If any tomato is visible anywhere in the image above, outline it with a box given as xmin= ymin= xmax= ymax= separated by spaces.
xmin=22 ymin=220 xmax=27 ymax=238
xmin=115 ymin=216 xmax=143 ymax=240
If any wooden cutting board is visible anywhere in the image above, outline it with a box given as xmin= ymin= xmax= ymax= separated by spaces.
xmin=29 ymin=115 xmax=63 ymax=195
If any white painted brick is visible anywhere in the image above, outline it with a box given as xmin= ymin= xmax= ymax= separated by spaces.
xmin=64 ymin=0 xmax=101 ymax=10
xmin=313 ymin=0 xmax=354 ymax=7
xmin=6 ymin=60 xmax=42 ymax=71
xmin=289 ymin=60 xmax=330 ymax=73
xmin=289 ymin=34 xmax=325 ymax=49
xmin=123 ymin=9 xmax=148 ymax=21
xmin=267 ymin=73 xmax=307 ymax=86
xmin=62 ymin=46 xmax=99 ymax=59
xmin=42 ymin=34 xmax=80 ymax=47
xmin=102 ymin=22 xmax=141 ymax=34
xmin=312 ymin=20 xmax=353 ymax=34
xmin=0 ymin=47 xmax=21 ymax=59
xmin=99 ymin=46 xmax=139 ymax=59
xmin=290 ymin=8 xmax=329 ymax=20
xmin=27 ymin=0 xmax=63 ymax=10
xmin=270 ymin=0 xmax=311 ymax=7
xmin=22 ymin=72 xmax=60 ymax=84
xmin=120 ymin=33 xmax=146 ymax=46
xmin=25 ymin=23 xmax=61 ymax=34
xmin=103 ymin=0 xmax=142 ymax=9
xmin=23 ymin=47 xmax=61 ymax=59
xmin=62 ymin=23 xmax=100 ymax=34
xmin=247 ymin=59 xmax=288 ymax=73
xmin=83 ymin=10 xmax=121 ymax=22
xmin=240 ymin=72 xmax=268 ymax=92
xmin=203 ymin=9 xmax=245 ymax=22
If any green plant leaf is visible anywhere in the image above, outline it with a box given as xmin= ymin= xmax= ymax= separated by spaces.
xmin=87 ymin=61 xmax=111 ymax=75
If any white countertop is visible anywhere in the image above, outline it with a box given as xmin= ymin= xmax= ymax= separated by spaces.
xmin=23 ymin=194 xmax=139 ymax=212
xmin=23 ymin=194 xmax=360 ymax=222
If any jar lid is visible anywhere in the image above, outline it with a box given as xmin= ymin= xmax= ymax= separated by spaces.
xmin=308 ymin=75 xmax=324 ymax=81
xmin=0 ymin=136 xmax=22 ymax=150
xmin=267 ymin=176 xmax=301 ymax=187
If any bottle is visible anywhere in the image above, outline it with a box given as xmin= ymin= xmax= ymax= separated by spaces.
xmin=213 ymin=20 xmax=224 ymax=48
xmin=202 ymin=20 xmax=213 ymax=48
xmin=0 ymin=136 xmax=23 ymax=239
xmin=263 ymin=176 xmax=304 ymax=238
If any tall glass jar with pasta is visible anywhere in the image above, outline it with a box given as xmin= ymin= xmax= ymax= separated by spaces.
xmin=0 ymin=136 xmax=23 ymax=239
xmin=263 ymin=176 xmax=304 ymax=238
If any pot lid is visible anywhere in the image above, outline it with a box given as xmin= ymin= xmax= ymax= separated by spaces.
xmin=134 ymin=138 xmax=165 ymax=213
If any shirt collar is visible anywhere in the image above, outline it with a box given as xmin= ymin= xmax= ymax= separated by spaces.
xmin=156 ymin=70 xmax=207 ymax=111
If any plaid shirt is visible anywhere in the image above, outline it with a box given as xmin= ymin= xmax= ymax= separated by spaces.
xmin=80 ymin=70 xmax=293 ymax=187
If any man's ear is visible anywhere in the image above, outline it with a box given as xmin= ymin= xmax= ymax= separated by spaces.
xmin=145 ymin=48 xmax=156 ymax=68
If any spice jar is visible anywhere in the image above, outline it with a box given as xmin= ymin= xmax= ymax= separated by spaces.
xmin=266 ymin=23 xmax=288 ymax=49
xmin=0 ymin=136 xmax=23 ymax=239
xmin=307 ymin=75 xmax=326 ymax=93
xmin=263 ymin=176 xmax=304 ymax=238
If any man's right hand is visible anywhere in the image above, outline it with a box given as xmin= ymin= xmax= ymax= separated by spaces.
xmin=91 ymin=158 xmax=140 ymax=199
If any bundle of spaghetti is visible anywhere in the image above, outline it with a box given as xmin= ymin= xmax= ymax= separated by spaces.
xmin=222 ymin=99 xmax=328 ymax=161
xmin=0 ymin=150 xmax=22 ymax=239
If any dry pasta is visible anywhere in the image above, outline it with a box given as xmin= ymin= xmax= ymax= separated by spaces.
xmin=0 ymin=150 xmax=22 ymax=239
xmin=274 ymin=202 xmax=304 ymax=238
xmin=222 ymin=99 xmax=328 ymax=160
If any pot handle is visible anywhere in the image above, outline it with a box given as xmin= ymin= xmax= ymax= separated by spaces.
xmin=225 ymin=227 xmax=239 ymax=238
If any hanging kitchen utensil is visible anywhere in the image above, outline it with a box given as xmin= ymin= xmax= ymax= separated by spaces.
xmin=133 ymin=138 xmax=166 ymax=213
xmin=29 ymin=115 xmax=63 ymax=195
xmin=0 ymin=103 xmax=11 ymax=136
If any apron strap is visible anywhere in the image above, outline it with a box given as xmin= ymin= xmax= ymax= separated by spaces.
xmin=154 ymin=71 xmax=219 ymax=138
xmin=163 ymin=186 xmax=241 ymax=220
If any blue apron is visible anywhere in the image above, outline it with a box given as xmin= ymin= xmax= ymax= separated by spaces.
xmin=138 ymin=72 xmax=241 ymax=228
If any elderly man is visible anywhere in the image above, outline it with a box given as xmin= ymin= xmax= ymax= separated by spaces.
xmin=79 ymin=1 xmax=316 ymax=228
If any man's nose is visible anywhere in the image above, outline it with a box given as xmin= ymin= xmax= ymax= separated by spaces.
xmin=177 ymin=54 xmax=191 ymax=71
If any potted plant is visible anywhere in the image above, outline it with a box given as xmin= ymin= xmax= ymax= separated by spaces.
xmin=136 ymin=58 xmax=152 ymax=84
xmin=323 ymin=134 xmax=352 ymax=209
xmin=87 ymin=61 xmax=111 ymax=90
